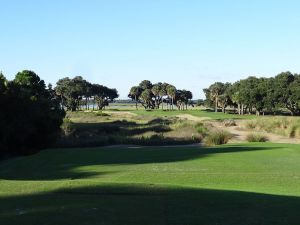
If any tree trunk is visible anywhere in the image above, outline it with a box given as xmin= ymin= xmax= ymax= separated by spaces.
xmin=222 ymin=107 xmax=226 ymax=113
xmin=92 ymin=97 xmax=95 ymax=111
xmin=215 ymin=97 xmax=218 ymax=112
xmin=135 ymin=96 xmax=138 ymax=110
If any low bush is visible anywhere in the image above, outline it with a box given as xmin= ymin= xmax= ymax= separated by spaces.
xmin=204 ymin=130 xmax=232 ymax=146
xmin=246 ymin=133 xmax=268 ymax=142
xmin=61 ymin=118 xmax=75 ymax=136
xmin=245 ymin=120 xmax=257 ymax=129
xmin=95 ymin=111 xmax=110 ymax=117
xmin=245 ymin=117 xmax=300 ymax=138
xmin=223 ymin=119 xmax=236 ymax=127
xmin=194 ymin=122 xmax=208 ymax=136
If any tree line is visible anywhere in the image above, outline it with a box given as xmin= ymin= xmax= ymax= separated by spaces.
xmin=0 ymin=71 xmax=119 ymax=158
xmin=0 ymin=70 xmax=65 ymax=158
xmin=204 ymin=71 xmax=300 ymax=116
xmin=3 ymin=69 xmax=300 ymax=158
xmin=55 ymin=76 xmax=119 ymax=111
xmin=128 ymin=80 xmax=193 ymax=110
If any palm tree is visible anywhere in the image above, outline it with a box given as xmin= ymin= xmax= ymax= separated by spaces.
xmin=151 ymin=84 xmax=162 ymax=109
xmin=167 ymin=85 xmax=176 ymax=110
xmin=159 ymin=84 xmax=168 ymax=110
xmin=208 ymin=82 xmax=225 ymax=112
xmin=129 ymin=86 xmax=141 ymax=110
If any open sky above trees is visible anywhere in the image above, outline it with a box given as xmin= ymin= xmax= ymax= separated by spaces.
xmin=1 ymin=0 xmax=300 ymax=99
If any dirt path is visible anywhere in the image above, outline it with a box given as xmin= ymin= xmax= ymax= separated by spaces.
xmin=207 ymin=120 xmax=300 ymax=144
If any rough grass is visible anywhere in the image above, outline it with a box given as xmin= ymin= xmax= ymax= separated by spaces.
xmin=246 ymin=133 xmax=269 ymax=142
xmin=245 ymin=117 xmax=300 ymax=138
xmin=1 ymin=143 xmax=300 ymax=225
xmin=58 ymin=111 xmax=204 ymax=147
xmin=59 ymin=109 xmax=257 ymax=148
xmin=204 ymin=130 xmax=233 ymax=146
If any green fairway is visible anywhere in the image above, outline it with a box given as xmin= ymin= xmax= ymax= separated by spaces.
xmin=1 ymin=143 xmax=300 ymax=225
xmin=128 ymin=109 xmax=256 ymax=120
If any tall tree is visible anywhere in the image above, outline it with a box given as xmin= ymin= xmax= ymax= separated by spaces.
xmin=274 ymin=72 xmax=299 ymax=115
xmin=93 ymin=84 xmax=119 ymax=110
xmin=129 ymin=86 xmax=141 ymax=109
xmin=152 ymin=83 xmax=162 ymax=109
xmin=167 ymin=85 xmax=176 ymax=110
xmin=159 ymin=83 xmax=169 ymax=110
xmin=0 ymin=72 xmax=7 ymax=94
xmin=205 ymin=82 xmax=226 ymax=112
xmin=0 ymin=70 xmax=65 ymax=157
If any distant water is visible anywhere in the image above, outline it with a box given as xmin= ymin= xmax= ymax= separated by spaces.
xmin=85 ymin=103 xmax=137 ymax=110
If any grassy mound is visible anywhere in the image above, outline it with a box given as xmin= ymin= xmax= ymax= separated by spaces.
xmin=245 ymin=117 xmax=300 ymax=138
xmin=58 ymin=111 xmax=205 ymax=147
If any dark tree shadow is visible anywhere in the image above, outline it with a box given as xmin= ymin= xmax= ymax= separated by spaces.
xmin=73 ymin=119 xmax=172 ymax=135
xmin=0 ymin=145 xmax=281 ymax=181
xmin=0 ymin=184 xmax=300 ymax=225
xmin=57 ymin=118 xmax=188 ymax=148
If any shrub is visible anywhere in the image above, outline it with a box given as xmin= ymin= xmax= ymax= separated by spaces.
xmin=194 ymin=123 xmax=208 ymax=136
xmin=172 ymin=119 xmax=190 ymax=129
xmin=204 ymin=130 xmax=232 ymax=146
xmin=245 ymin=120 xmax=257 ymax=129
xmin=95 ymin=111 xmax=109 ymax=117
xmin=288 ymin=125 xmax=300 ymax=138
xmin=0 ymin=71 xmax=65 ymax=157
xmin=223 ymin=119 xmax=236 ymax=127
xmin=61 ymin=118 xmax=75 ymax=136
xmin=244 ymin=117 xmax=300 ymax=138
xmin=246 ymin=133 xmax=268 ymax=142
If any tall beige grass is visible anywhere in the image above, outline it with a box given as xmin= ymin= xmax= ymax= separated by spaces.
xmin=245 ymin=117 xmax=300 ymax=138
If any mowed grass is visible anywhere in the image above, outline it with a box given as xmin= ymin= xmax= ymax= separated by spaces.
xmin=127 ymin=108 xmax=256 ymax=120
xmin=1 ymin=143 xmax=300 ymax=225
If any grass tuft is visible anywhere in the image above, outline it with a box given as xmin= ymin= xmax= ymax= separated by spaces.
xmin=246 ymin=133 xmax=268 ymax=142
xmin=204 ymin=130 xmax=232 ymax=146
xmin=245 ymin=117 xmax=300 ymax=138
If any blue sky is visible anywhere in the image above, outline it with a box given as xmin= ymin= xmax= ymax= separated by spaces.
xmin=1 ymin=0 xmax=300 ymax=98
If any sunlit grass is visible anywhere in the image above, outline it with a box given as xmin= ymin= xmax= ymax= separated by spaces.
xmin=0 ymin=143 xmax=300 ymax=224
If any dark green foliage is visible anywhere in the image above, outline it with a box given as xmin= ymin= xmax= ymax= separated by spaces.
xmin=204 ymin=71 xmax=300 ymax=116
xmin=55 ymin=77 xmax=118 ymax=111
xmin=203 ymin=82 xmax=231 ymax=113
xmin=129 ymin=80 xmax=192 ymax=110
xmin=0 ymin=71 xmax=65 ymax=157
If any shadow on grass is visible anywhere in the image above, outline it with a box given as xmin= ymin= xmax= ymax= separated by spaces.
xmin=57 ymin=119 xmax=185 ymax=148
xmin=1 ymin=184 xmax=300 ymax=225
xmin=0 ymin=145 xmax=281 ymax=181
xmin=73 ymin=119 xmax=173 ymax=134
